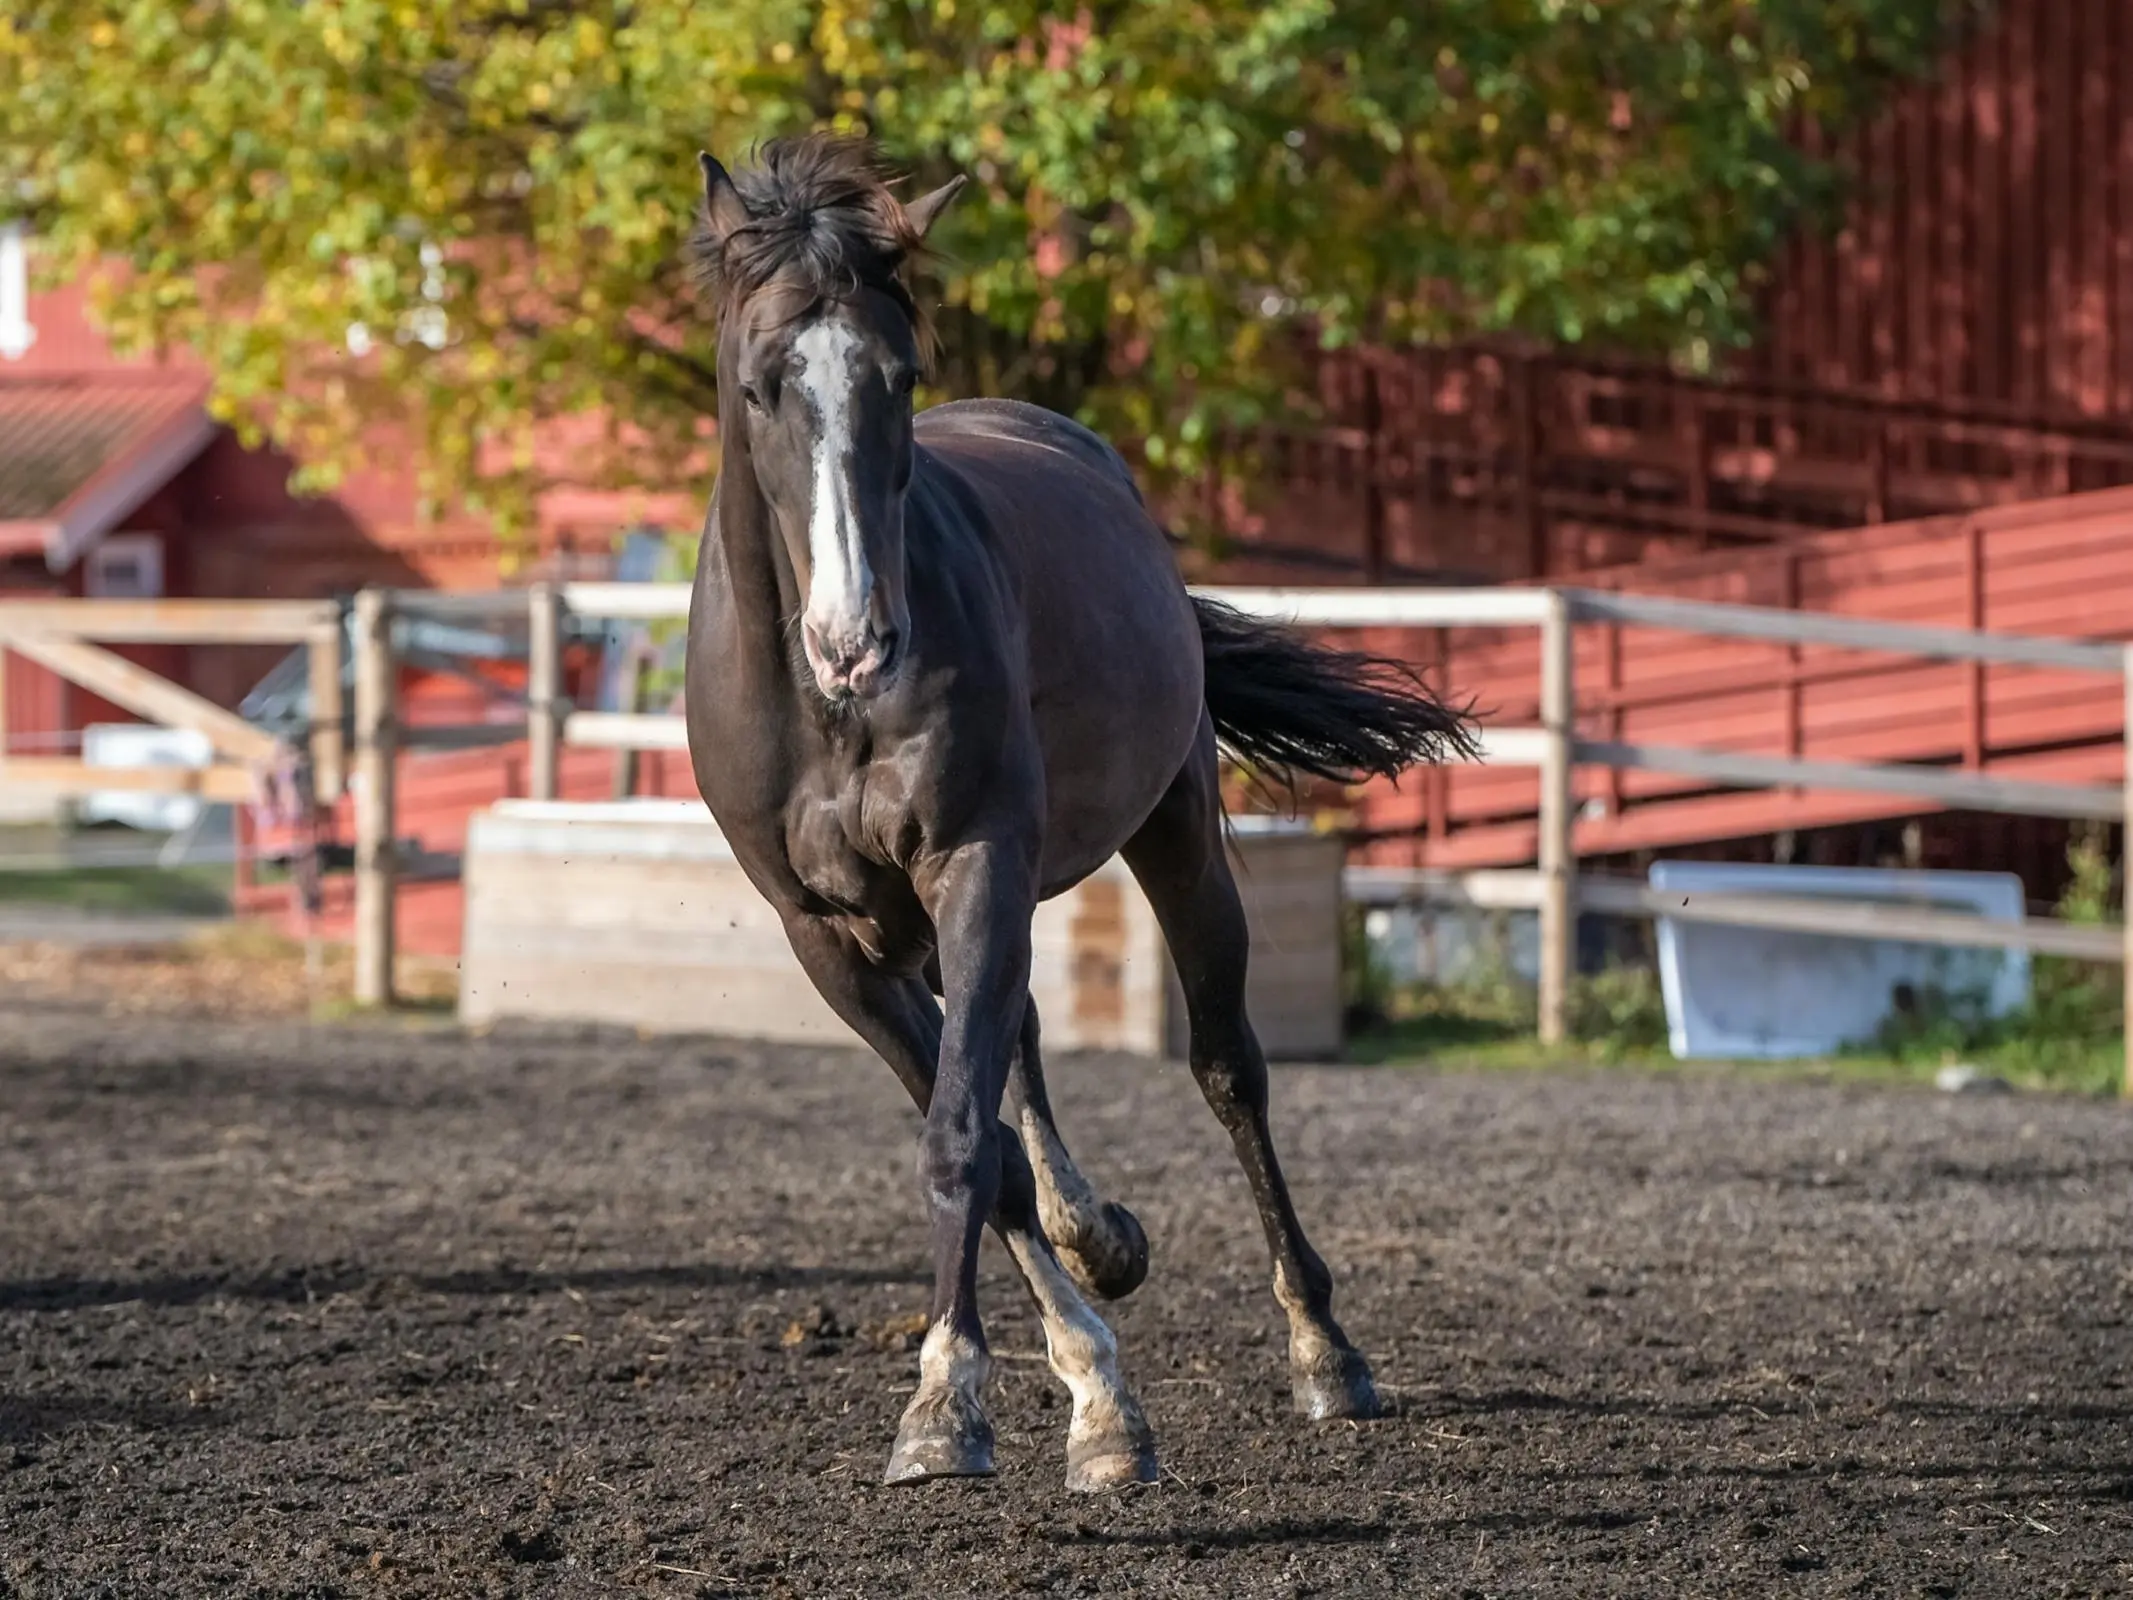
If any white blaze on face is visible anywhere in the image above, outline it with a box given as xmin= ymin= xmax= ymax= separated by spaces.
xmin=792 ymin=318 xmax=871 ymax=645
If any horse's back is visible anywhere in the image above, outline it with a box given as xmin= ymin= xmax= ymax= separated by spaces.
xmin=913 ymin=399 xmax=1206 ymax=888
xmin=917 ymin=398 xmax=1145 ymax=501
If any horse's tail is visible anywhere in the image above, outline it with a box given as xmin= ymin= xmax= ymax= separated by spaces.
xmin=1192 ymin=596 xmax=1478 ymax=790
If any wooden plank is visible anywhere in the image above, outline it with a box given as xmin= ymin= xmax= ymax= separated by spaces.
xmin=1577 ymin=738 xmax=2119 ymax=820
xmin=353 ymin=591 xmax=398 ymax=1008
xmin=1977 ymin=12 xmax=2007 ymax=405
xmin=386 ymin=589 xmax=527 ymax=621
xmin=1348 ymin=868 xmax=2124 ymax=964
xmin=1399 ymin=743 xmax=2131 ymax=870
xmin=2123 ymin=644 xmax=2133 ymax=1094
xmin=1536 ymin=594 xmax=1574 ymax=1046
xmin=610 ymin=646 xmax=646 ymax=799
xmin=1941 ymin=39 xmax=1973 ymax=403
xmin=562 ymin=582 xmax=692 ymax=621
xmin=1347 ymin=866 xmax=1546 ymax=910
xmin=308 ymin=619 xmax=344 ymax=803
xmin=2044 ymin=0 xmax=2074 ymax=412
xmin=2009 ymin=0 xmax=2039 ymax=407
xmin=527 ymin=583 xmax=560 ymax=802
xmin=2078 ymin=0 xmax=2111 ymax=417
xmin=0 ymin=757 xmax=257 ymax=803
xmin=0 ymin=598 xmax=334 ymax=643
xmin=2117 ymin=0 xmax=2133 ymax=414
xmin=1200 ymin=586 xmax=1559 ymax=628
xmin=4 ymin=632 xmax=282 ymax=764
xmin=1584 ymin=879 xmax=2120 ymax=963
xmin=1567 ymin=588 xmax=2121 ymax=672
xmin=564 ymin=711 xmax=691 ymax=752
xmin=400 ymin=722 xmax=531 ymax=751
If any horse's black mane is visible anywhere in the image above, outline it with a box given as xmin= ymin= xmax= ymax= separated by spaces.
xmin=692 ymin=133 xmax=934 ymax=360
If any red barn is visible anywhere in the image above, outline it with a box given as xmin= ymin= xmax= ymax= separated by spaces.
xmin=1221 ymin=0 xmax=2133 ymax=588
xmin=0 ymin=255 xmax=680 ymax=798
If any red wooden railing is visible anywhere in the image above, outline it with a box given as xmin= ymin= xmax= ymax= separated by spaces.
xmin=1334 ymin=483 xmax=2133 ymax=870
xmin=1212 ymin=346 xmax=2133 ymax=588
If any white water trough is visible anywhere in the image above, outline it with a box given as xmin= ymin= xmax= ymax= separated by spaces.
xmin=459 ymin=799 xmax=1346 ymax=1059
xmin=1651 ymin=861 xmax=2032 ymax=1059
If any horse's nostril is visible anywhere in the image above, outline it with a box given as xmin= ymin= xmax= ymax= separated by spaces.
xmin=875 ymin=629 xmax=901 ymax=669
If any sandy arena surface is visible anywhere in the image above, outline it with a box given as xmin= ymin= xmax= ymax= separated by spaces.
xmin=3 ymin=1003 xmax=2130 ymax=1597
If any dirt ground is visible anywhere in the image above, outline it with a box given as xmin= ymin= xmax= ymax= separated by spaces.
xmin=3 ymin=994 xmax=2131 ymax=1598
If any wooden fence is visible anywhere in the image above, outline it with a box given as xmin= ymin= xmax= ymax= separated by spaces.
xmin=1231 ymin=345 xmax=2133 ymax=586
xmin=4 ymin=581 xmax=2121 ymax=1089
xmin=326 ymin=578 xmax=2133 ymax=1090
xmin=0 ymin=599 xmax=342 ymax=805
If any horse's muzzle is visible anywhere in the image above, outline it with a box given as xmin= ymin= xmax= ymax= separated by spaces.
xmin=805 ymin=620 xmax=901 ymax=700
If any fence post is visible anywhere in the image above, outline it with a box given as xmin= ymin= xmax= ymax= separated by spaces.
xmin=611 ymin=645 xmax=645 ymax=801
xmin=1538 ymin=590 xmax=1576 ymax=1046
xmin=528 ymin=582 xmax=561 ymax=802
xmin=353 ymin=589 xmax=397 ymax=1008
xmin=2123 ymin=647 xmax=2133 ymax=1099
xmin=307 ymin=612 xmax=345 ymax=803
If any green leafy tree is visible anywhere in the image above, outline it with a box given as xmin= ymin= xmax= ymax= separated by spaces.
xmin=0 ymin=1 xmax=1970 ymax=528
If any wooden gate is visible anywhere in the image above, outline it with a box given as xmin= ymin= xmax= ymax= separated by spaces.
xmin=0 ymin=599 xmax=343 ymax=807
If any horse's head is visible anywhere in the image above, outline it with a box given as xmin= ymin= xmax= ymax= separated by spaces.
xmin=695 ymin=135 xmax=964 ymax=702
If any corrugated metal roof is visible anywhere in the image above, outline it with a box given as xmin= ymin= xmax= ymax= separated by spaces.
xmin=0 ymin=374 xmax=209 ymax=522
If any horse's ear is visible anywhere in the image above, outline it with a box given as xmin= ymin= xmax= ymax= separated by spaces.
xmin=904 ymin=174 xmax=967 ymax=241
xmin=698 ymin=151 xmax=751 ymax=240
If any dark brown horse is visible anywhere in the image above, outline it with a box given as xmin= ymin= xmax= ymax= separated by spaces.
xmin=683 ymin=134 xmax=1473 ymax=1491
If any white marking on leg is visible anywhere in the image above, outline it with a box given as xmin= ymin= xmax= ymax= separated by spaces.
xmin=792 ymin=319 xmax=871 ymax=639
xmin=1274 ymin=1257 xmax=1339 ymax=1366
xmin=1018 ymin=1102 xmax=1132 ymax=1291
xmin=1005 ymin=1230 xmax=1145 ymax=1452
xmin=915 ymin=1318 xmax=990 ymax=1404
xmin=887 ymin=1319 xmax=995 ymax=1480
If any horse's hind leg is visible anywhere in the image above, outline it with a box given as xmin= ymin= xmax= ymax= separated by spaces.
xmin=1120 ymin=721 xmax=1381 ymax=1422
xmin=925 ymin=955 xmax=1150 ymax=1303
xmin=790 ymin=915 xmax=1155 ymax=1490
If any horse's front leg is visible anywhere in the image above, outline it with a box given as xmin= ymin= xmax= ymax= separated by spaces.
xmin=885 ymin=838 xmax=1035 ymax=1484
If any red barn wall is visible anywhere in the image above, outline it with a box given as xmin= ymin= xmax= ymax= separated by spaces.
xmin=1217 ymin=0 xmax=2133 ymax=587
xmin=1757 ymin=0 xmax=2133 ymax=417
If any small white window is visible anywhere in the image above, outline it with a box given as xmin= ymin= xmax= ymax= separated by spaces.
xmin=86 ymin=533 xmax=165 ymax=599
xmin=0 ymin=222 xmax=34 ymax=361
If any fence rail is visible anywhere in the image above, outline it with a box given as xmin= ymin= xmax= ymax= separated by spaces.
xmin=0 ymin=597 xmax=345 ymax=804
xmin=442 ymin=578 xmax=2128 ymax=1079
xmin=42 ymin=577 xmax=2095 ymax=1092
xmin=1347 ymin=868 xmax=2127 ymax=964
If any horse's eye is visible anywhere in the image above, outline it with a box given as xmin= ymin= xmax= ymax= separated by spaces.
xmin=739 ymin=383 xmax=766 ymax=413
xmin=892 ymin=370 xmax=918 ymax=399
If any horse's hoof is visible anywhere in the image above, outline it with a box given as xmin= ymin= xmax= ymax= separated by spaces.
xmin=1065 ymin=1433 xmax=1159 ymax=1494
xmin=1057 ymin=1201 xmax=1150 ymax=1303
xmin=1292 ymin=1347 xmax=1382 ymax=1422
xmin=884 ymin=1409 xmax=996 ymax=1485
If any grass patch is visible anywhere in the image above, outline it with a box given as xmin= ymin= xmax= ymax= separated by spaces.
xmin=0 ymin=862 xmax=232 ymax=917
xmin=1349 ymin=833 xmax=2124 ymax=1097
xmin=1842 ymin=829 xmax=2123 ymax=1096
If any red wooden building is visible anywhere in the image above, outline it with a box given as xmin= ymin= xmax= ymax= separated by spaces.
xmin=0 ymin=272 xmax=681 ymax=781
xmin=1221 ymin=0 xmax=2133 ymax=587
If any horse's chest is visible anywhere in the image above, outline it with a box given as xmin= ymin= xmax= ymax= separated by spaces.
xmin=786 ymin=805 xmax=876 ymax=908
xmin=782 ymin=771 xmax=910 ymax=906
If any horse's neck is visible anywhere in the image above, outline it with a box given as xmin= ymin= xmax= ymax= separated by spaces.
xmin=712 ymin=456 xmax=805 ymax=641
